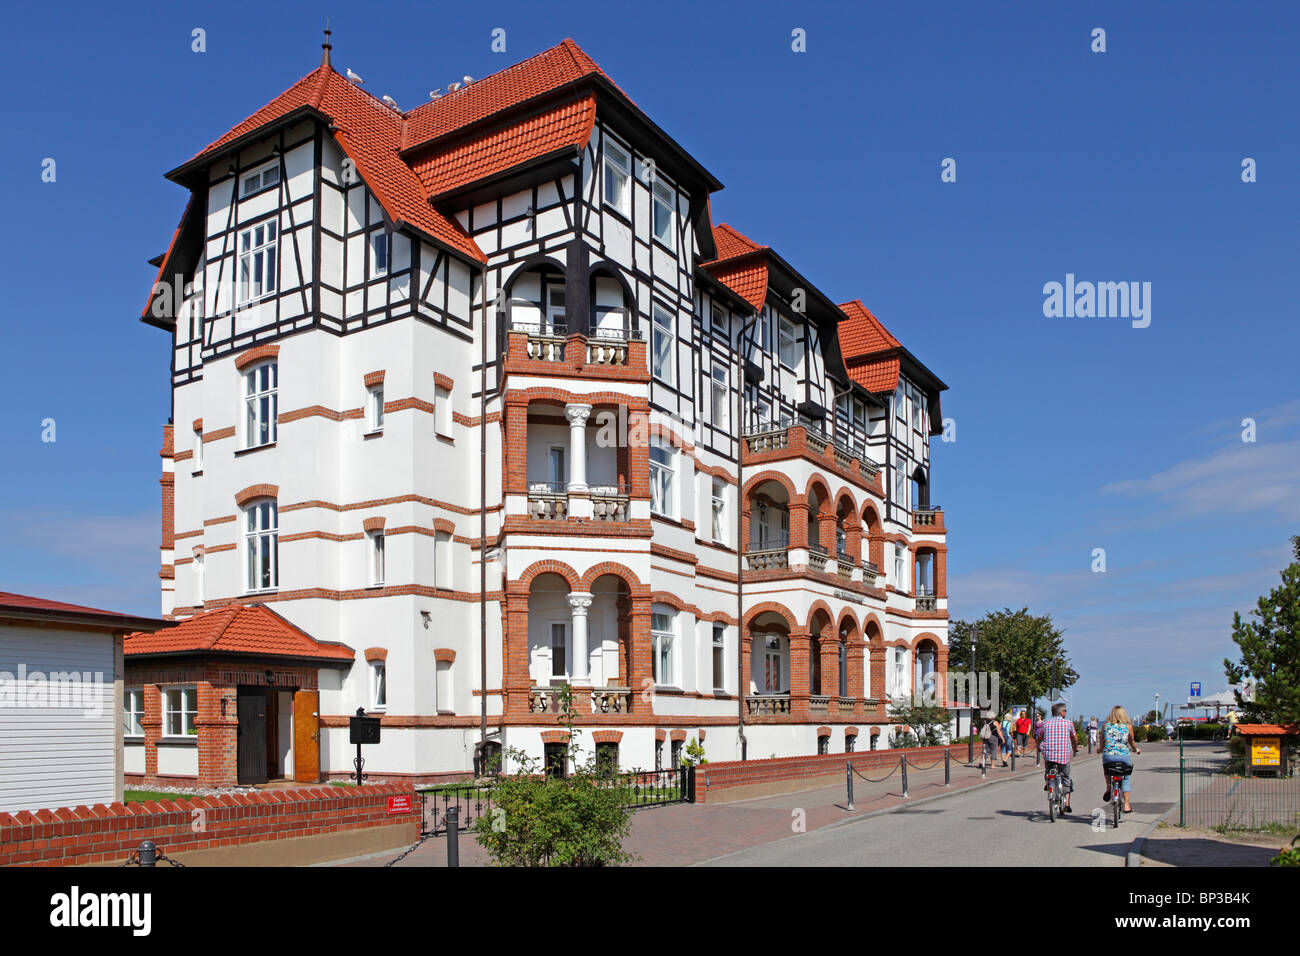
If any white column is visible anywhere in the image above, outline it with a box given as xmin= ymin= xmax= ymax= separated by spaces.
xmin=565 ymin=403 xmax=592 ymax=492
xmin=568 ymin=592 xmax=594 ymax=683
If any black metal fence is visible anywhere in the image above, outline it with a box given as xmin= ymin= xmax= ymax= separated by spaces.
xmin=1179 ymin=738 xmax=1300 ymax=830
xmin=417 ymin=766 xmax=692 ymax=835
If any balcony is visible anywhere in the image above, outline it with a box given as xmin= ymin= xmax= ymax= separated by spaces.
xmin=745 ymin=695 xmax=792 ymax=716
xmin=527 ymin=482 xmax=569 ymax=520
xmin=915 ymin=587 xmax=938 ymax=612
xmin=913 ymin=507 xmax=945 ymax=531
xmin=746 ymin=547 xmax=790 ymax=572
xmin=590 ymin=486 xmax=630 ymax=522
xmin=742 ymin=418 xmax=881 ymax=486
xmin=590 ymin=686 xmax=631 ymax=714
xmin=586 ymin=325 xmax=640 ymax=367
xmin=504 ymin=314 xmax=648 ymax=383
xmin=862 ymin=560 xmax=881 ymax=586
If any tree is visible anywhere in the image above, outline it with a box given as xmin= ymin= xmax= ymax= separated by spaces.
xmin=887 ymin=697 xmax=953 ymax=746
xmin=1224 ymin=536 xmax=1300 ymax=727
xmin=948 ymin=608 xmax=1076 ymax=715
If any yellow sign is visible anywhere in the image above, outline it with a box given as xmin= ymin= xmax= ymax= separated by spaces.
xmin=1251 ymin=737 xmax=1280 ymax=767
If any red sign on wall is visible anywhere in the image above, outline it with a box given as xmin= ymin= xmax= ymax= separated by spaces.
xmin=386 ymin=795 xmax=413 ymax=815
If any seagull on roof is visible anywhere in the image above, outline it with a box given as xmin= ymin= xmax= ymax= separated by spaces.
xmin=346 ymin=67 xmax=364 ymax=85
xmin=429 ymin=89 xmax=442 ymax=99
xmin=382 ymin=95 xmax=400 ymax=110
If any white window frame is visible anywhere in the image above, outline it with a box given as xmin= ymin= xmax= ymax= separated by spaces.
xmin=367 ymin=384 xmax=385 ymax=433
xmin=237 ymin=217 xmax=278 ymax=305
xmin=712 ymin=623 xmax=727 ymax=692
xmin=193 ymin=551 xmax=205 ymax=605
xmin=710 ymin=362 xmax=729 ymax=429
xmin=123 ymin=689 xmax=144 ymax=738
xmin=244 ymin=498 xmax=279 ymax=593
xmin=778 ymin=315 xmax=798 ymax=368
xmin=711 ymin=478 xmax=726 ymax=543
xmin=651 ymin=606 xmax=677 ymax=687
xmin=760 ymin=308 xmax=772 ymax=352
xmin=651 ymin=305 xmax=675 ymax=384
xmin=758 ymin=634 xmax=787 ymax=695
xmin=242 ymin=360 xmax=278 ymax=448
xmin=894 ymin=544 xmax=907 ymax=591
xmin=163 ymin=686 xmax=197 ymax=737
xmin=710 ymin=303 xmax=728 ymax=339
xmin=550 ymin=621 xmax=568 ymax=680
xmin=368 ymin=530 xmax=385 ymax=586
xmin=192 ymin=427 xmax=204 ymax=472
xmin=240 ymin=160 xmax=280 ymax=198
xmin=370 ymin=229 xmax=389 ymax=278
xmin=649 ymin=438 xmax=675 ymax=518
xmin=546 ymin=284 xmax=566 ymax=330
xmin=603 ymin=138 xmax=631 ymax=216
xmin=370 ymin=661 xmax=387 ymax=711
xmin=548 ymin=445 xmax=567 ymax=486
xmin=651 ymin=179 xmax=675 ymax=251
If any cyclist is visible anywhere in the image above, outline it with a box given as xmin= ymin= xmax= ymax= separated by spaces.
xmin=1101 ymin=705 xmax=1142 ymax=813
xmin=1035 ymin=702 xmax=1078 ymax=814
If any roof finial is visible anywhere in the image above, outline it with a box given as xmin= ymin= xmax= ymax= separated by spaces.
xmin=321 ymin=19 xmax=333 ymax=68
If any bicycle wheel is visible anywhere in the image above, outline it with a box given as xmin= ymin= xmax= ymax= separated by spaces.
xmin=1047 ymin=777 xmax=1056 ymax=822
xmin=1112 ymin=781 xmax=1121 ymax=828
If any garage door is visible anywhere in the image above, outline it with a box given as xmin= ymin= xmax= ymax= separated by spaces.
xmin=0 ymin=624 xmax=117 ymax=814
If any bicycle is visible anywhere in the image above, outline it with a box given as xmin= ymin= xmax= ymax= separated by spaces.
xmin=1102 ymin=761 xmax=1132 ymax=828
xmin=1045 ymin=764 xmax=1065 ymax=822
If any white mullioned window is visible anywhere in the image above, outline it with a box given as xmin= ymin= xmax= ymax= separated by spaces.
xmin=164 ymin=686 xmax=197 ymax=736
xmin=369 ymin=530 xmax=385 ymax=585
xmin=651 ymin=606 xmax=677 ymax=686
xmin=243 ymin=360 xmax=278 ymax=448
xmin=240 ymin=160 xmax=280 ymax=197
xmin=894 ymin=543 xmax=907 ymax=591
xmin=371 ymin=661 xmax=387 ymax=710
xmin=711 ymin=478 xmax=726 ymax=543
xmin=778 ymin=315 xmax=798 ymax=367
xmin=245 ymin=499 xmax=279 ymax=592
xmin=123 ymin=689 xmax=144 ymax=737
xmin=712 ymin=623 xmax=726 ymax=692
xmin=237 ymin=218 xmax=278 ymax=304
xmin=652 ymin=180 xmax=675 ymax=250
xmin=711 ymin=362 xmax=728 ymax=428
xmin=368 ymin=384 xmax=385 ymax=432
xmin=651 ymin=305 xmax=674 ymax=384
xmin=370 ymin=229 xmax=389 ymax=278
xmin=603 ymin=138 xmax=631 ymax=216
xmin=649 ymin=438 xmax=674 ymax=518
xmin=550 ymin=622 xmax=567 ymax=679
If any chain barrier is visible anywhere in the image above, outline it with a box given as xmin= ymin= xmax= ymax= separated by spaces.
xmin=383 ymin=829 xmax=435 ymax=867
xmin=848 ymin=761 xmax=902 ymax=784
xmin=118 ymin=842 xmax=186 ymax=867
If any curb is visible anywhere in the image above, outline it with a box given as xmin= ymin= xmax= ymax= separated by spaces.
xmin=1126 ymin=800 xmax=1181 ymax=868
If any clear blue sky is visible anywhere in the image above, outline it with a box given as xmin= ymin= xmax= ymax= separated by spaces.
xmin=1 ymin=1 xmax=1296 ymax=722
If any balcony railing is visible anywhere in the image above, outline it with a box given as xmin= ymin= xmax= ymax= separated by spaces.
xmin=529 ymin=686 xmax=563 ymax=713
xmin=590 ymin=485 xmax=630 ymax=522
xmin=746 ymin=548 xmax=789 ymax=571
xmin=861 ymin=560 xmax=881 ymax=585
xmin=512 ymin=320 xmax=569 ymax=362
xmin=913 ymin=507 xmax=943 ymax=528
xmin=809 ymin=695 xmax=831 ymax=714
xmin=591 ymin=686 xmax=631 ymax=714
xmin=808 ymin=551 xmax=828 ymax=573
xmin=915 ymin=587 xmax=938 ymax=611
xmin=836 ymin=557 xmax=854 ymax=580
xmin=743 ymin=417 xmax=882 ymax=482
xmin=745 ymin=694 xmax=791 ymax=716
xmin=743 ymin=425 xmax=789 ymax=453
xmin=527 ymin=482 xmax=568 ymax=520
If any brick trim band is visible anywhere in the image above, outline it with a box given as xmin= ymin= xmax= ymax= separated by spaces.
xmin=233 ymin=344 xmax=280 ymax=371
xmin=234 ymin=483 xmax=279 ymax=507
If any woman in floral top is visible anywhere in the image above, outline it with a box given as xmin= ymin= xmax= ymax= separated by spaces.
xmin=1101 ymin=705 xmax=1142 ymax=813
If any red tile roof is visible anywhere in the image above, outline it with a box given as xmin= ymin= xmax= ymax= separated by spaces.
xmin=701 ymin=223 xmax=770 ymax=313
xmin=847 ymin=356 xmax=901 ymax=393
xmin=1233 ymin=723 xmax=1299 ymax=736
xmin=838 ymin=299 xmax=902 ymax=356
xmin=125 ymin=604 xmax=354 ymax=662
xmin=410 ymin=95 xmax=596 ymax=199
xmin=401 ymin=39 xmax=613 ymax=151
xmin=1 ymin=592 xmax=144 ymax=619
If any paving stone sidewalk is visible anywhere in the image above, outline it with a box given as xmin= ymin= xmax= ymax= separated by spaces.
xmin=334 ymin=753 xmax=1044 ymax=867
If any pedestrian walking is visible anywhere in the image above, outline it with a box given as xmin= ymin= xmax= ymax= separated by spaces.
xmin=979 ymin=717 xmax=1005 ymax=768
xmin=1087 ymin=715 xmax=1099 ymax=754
xmin=1001 ymin=712 xmax=1015 ymax=763
xmin=1015 ymin=710 xmax=1030 ymax=756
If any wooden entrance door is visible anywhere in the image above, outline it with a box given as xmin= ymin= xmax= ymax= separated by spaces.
xmin=293 ymin=690 xmax=320 ymax=783
xmin=236 ymin=688 xmax=268 ymax=785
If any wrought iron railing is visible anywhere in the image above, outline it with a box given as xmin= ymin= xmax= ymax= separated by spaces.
xmin=418 ymin=783 xmax=490 ymax=837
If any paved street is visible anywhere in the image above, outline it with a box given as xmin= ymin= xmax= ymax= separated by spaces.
xmin=697 ymin=741 xmax=1198 ymax=866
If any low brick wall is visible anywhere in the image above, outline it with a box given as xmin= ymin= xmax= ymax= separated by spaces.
xmin=695 ymin=743 xmax=970 ymax=803
xmin=0 ymin=784 xmax=418 ymax=867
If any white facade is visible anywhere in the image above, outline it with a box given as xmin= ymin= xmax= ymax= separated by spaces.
xmin=143 ymin=41 xmax=950 ymax=780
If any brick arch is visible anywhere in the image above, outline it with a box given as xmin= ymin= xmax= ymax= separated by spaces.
xmin=233 ymin=344 xmax=279 ymax=371
xmin=513 ymin=560 xmax=581 ymax=595
xmin=648 ymin=421 xmax=692 ymax=452
xmin=913 ymin=632 xmax=943 ymax=652
xmin=234 ymin=483 xmax=279 ymax=507
xmin=362 ymin=516 xmax=386 ymax=532
xmin=742 ymin=469 xmax=797 ymax=502
xmin=832 ymin=486 xmax=857 ymax=515
xmin=743 ymin=602 xmax=797 ymax=632
xmin=844 ymin=726 xmax=859 ymax=737
xmin=506 ymin=387 xmax=651 ymax=414
xmin=861 ymin=613 xmax=886 ymax=645
xmin=836 ymin=606 xmax=861 ymax=640
xmin=650 ymin=590 xmax=689 ymax=612
xmin=591 ymin=729 xmax=623 ymax=744
xmin=804 ymin=473 xmax=833 ymax=507
xmin=816 ymin=726 xmax=832 ymax=737
xmin=806 ymin=600 xmax=835 ymax=633
xmin=580 ymin=561 xmax=644 ymax=593
xmin=432 ymin=517 xmax=455 ymax=534
xmin=860 ymin=502 xmax=884 ymax=567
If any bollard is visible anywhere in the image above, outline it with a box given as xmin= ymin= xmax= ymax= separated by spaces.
xmin=981 ymin=749 xmax=987 ymax=779
xmin=846 ymin=761 xmax=855 ymax=811
xmin=900 ymin=755 xmax=909 ymax=798
xmin=1011 ymin=750 xmax=1016 ymax=772
xmin=944 ymin=748 xmax=951 ymax=787
xmin=1035 ymin=745 xmax=1041 ymax=767
xmin=137 ymin=840 xmax=157 ymax=867
xmin=967 ymin=736 xmax=974 ymax=764
xmin=446 ymin=806 xmax=460 ymax=868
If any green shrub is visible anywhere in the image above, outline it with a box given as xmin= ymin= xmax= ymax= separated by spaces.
xmin=1146 ymin=725 xmax=1166 ymax=742
xmin=1132 ymin=726 xmax=1147 ymax=743
xmin=1196 ymin=722 xmax=1225 ymax=740
xmin=1272 ymin=836 xmax=1300 ymax=867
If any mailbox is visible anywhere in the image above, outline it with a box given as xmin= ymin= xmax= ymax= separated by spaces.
xmin=350 ymin=711 xmax=381 ymax=745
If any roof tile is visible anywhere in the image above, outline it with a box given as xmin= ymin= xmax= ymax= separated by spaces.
xmin=124 ymin=605 xmax=354 ymax=661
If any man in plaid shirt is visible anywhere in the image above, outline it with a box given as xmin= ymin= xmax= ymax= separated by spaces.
xmin=1036 ymin=702 xmax=1078 ymax=812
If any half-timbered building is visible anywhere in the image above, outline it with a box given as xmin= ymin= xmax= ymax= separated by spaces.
xmin=134 ymin=37 xmax=950 ymax=786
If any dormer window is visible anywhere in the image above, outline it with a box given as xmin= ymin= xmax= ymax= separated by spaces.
xmin=240 ymin=161 xmax=281 ymax=197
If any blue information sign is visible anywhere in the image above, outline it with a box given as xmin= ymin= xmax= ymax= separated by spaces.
xmin=1190 ymin=682 xmax=1201 ymax=698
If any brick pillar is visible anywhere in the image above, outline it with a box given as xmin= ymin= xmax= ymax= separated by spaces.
xmin=789 ymin=627 xmax=811 ymax=719
xmin=821 ymin=638 xmax=840 ymax=706
xmin=504 ymin=397 xmax=529 ymax=496
xmin=142 ymin=683 xmax=162 ymax=782
xmin=628 ymin=599 xmax=653 ymax=714
xmin=740 ymin=501 xmax=752 ymax=553
xmin=936 ymin=645 xmax=949 ymax=705
xmin=869 ymin=644 xmax=887 ymax=718
xmin=627 ymin=406 xmax=650 ymax=500
xmin=740 ymin=626 xmax=752 ymax=699
xmin=818 ymin=512 xmax=836 ymax=554
xmin=503 ymin=585 xmax=532 ymax=715
xmin=846 ymin=523 xmax=863 ymax=564
xmin=195 ymin=681 xmax=237 ymax=788
xmin=789 ymin=497 xmax=809 ymax=549
xmin=848 ymin=639 xmax=867 ymax=715
xmin=935 ymin=547 xmax=948 ymax=597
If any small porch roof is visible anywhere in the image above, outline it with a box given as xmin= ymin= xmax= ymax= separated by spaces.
xmin=125 ymin=604 xmax=354 ymax=667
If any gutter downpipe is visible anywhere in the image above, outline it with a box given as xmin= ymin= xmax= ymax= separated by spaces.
xmin=736 ymin=308 xmax=759 ymax=762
